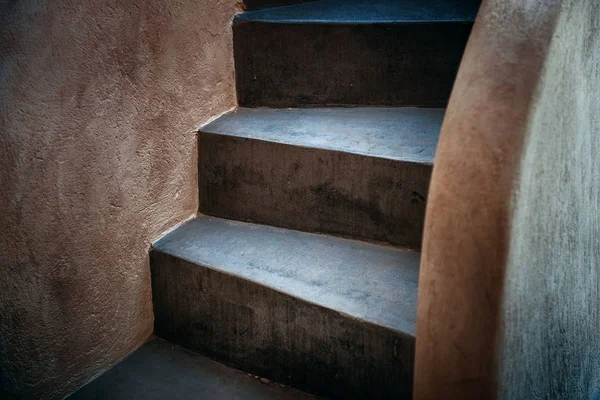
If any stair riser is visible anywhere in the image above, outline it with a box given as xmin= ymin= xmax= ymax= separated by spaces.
xmin=151 ymin=251 xmax=415 ymax=399
xmin=234 ymin=21 xmax=473 ymax=107
xmin=199 ymin=132 xmax=431 ymax=249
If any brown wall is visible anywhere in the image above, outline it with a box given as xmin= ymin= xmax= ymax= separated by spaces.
xmin=0 ymin=1 xmax=238 ymax=398
xmin=414 ymin=0 xmax=600 ymax=398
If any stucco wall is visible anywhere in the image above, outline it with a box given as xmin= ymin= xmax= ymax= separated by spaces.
xmin=500 ymin=1 xmax=600 ymax=398
xmin=415 ymin=0 xmax=599 ymax=398
xmin=0 ymin=1 xmax=237 ymax=398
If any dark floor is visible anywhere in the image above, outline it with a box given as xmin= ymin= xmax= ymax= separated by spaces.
xmin=69 ymin=339 xmax=318 ymax=399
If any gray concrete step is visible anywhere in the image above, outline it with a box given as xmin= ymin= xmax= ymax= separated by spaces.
xmin=151 ymin=216 xmax=420 ymax=399
xmin=234 ymin=0 xmax=479 ymax=107
xmin=69 ymin=339 xmax=318 ymax=399
xmin=199 ymin=107 xmax=443 ymax=249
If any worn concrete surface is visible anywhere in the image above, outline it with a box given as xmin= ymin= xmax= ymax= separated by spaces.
xmin=0 ymin=1 xmax=237 ymax=399
xmin=415 ymin=0 xmax=600 ymax=399
xmin=199 ymin=108 xmax=439 ymax=249
xmin=69 ymin=338 xmax=317 ymax=400
xmin=151 ymin=216 xmax=419 ymax=398
xmin=234 ymin=0 xmax=476 ymax=107
xmin=203 ymin=107 xmax=442 ymax=163
xmin=153 ymin=216 xmax=420 ymax=332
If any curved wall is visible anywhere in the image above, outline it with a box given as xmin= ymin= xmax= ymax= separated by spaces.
xmin=500 ymin=2 xmax=600 ymax=398
xmin=414 ymin=0 xmax=599 ymax=398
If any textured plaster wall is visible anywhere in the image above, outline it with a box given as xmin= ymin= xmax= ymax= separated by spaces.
xmin=415 ymin=0 xmax=599 ymax=398
xmin=0 ymin=1 xmax=237 ymax=398
xmin=500 ymin=1 xmax=600 ymax=398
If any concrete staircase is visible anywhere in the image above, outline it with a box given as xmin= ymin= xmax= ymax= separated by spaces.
xmin=151 ymin=0 xmax=478 ymax=398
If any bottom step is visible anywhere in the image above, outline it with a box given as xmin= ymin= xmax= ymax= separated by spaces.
xmin=69 ymin=338 xmax=316 ymax=399
xmin=151 ymin=216 xmax=419 ymax=398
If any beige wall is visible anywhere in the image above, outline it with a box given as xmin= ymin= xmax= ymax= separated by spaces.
xmin=414 ymin=0 xmax=599 ymax=398
xmin=0 ymin=1 xmax=238 ymax=398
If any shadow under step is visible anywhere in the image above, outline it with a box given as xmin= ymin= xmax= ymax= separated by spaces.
xmin=151 ymin=216 xmax=419 ymax=399
xmin=199 ymin=107 xmax=442 ymax=250
xmin=234 ymin=0 xmax=479 ymax=107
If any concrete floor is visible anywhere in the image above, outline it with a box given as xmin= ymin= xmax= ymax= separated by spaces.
xmin=69 ymin=339 xmax=318 ymax=399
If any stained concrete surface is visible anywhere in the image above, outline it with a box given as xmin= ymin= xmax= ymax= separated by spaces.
xmin=199 ymin=108 xmax=436 ymax=249
xmin=69 ymin=339 xmax=317 ymax=400
xmin=151 ymin=216 xmax=418 ymax=398
xmin=153 ymin=216 xmax=420 ymax=334
xmin=202 ymin=107 xmax=443 ymax=163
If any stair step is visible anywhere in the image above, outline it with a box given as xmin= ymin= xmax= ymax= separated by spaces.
xmin=199 ymin=107 xmax=442 ymax=249
xmin=69 ymin=338 xmax=318 ymax=399
xmin=234 ymin=0 xmax=479 ymax=107
xmin=151 ymin=216 xmax=419 ymax=398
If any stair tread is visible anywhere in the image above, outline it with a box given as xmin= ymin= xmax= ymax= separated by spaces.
xmin=202 ymin=107 xmax=443 ymax=164
xmin=235 ymin=0 xmax=479 ymax=24
xmin=153 ymin=216 xmax=420 ymax=336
